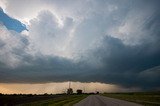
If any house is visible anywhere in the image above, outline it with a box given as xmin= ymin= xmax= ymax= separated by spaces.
xmin=76 ymin=89 xmax=83 ymax=94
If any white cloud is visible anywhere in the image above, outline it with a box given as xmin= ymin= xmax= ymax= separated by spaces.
xmin=0 ymin=0 xmax=158 ymax=61
xmin=27 ymin=10 xmax=75 ymax=58
xmin=1 ymin=0 xmax=158 ymax=66
xmin=0 ymin=0 xmax=6 ymax=10
xmin=0 ymin=25 xmax=28 ymax=68
xmin=0 ymin=0 xmax=91 ymax=24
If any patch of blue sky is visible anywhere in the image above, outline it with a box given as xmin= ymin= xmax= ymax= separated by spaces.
xmin=0 ymin=8 xmax=27 ymax=33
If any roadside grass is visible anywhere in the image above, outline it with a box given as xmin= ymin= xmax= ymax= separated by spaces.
xmin=18 ymin=94 xmax=87 ymax=106
xmin=102 ymin=92 xmax=160 ymax=106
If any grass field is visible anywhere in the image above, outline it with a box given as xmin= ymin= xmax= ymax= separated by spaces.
xmin=1 ymin=92 xmax=160 ymax=106
xmin=102 ymin=92 xmax=160 ymax=106
xmin=0 ymin=94 xmax=88 ymax=106
xmin=18 ymin=94 xmax=87 ymax=106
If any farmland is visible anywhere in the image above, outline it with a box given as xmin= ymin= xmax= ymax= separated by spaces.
xmin=1 ymin=92 xmax=160 ymax=106
xmin=0 ymin=94 xmax=88 ymax=106
xmin=102 ymin=91 xmax=160 ymax=106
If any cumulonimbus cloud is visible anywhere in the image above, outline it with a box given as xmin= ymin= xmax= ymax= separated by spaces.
xmin=0 ymin=0 xmax=160 ymax=90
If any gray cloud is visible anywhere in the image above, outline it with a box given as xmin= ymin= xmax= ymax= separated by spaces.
xmin=0 ymin=0 xmax=160 ymax=90
xmin=89 ymin=35 xmax=160 ymax=89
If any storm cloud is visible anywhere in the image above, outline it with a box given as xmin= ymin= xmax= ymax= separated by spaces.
xmin=0 ymin=0 xmax=160 ymax=90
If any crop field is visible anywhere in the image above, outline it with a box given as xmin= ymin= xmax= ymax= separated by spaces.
xmin=0 ymin=94 xmax=88 ymax=106
xmin=102 ymin=92 xmax=160 ymax=106
xmin=19 ymin=95 xmax=87 ymax=106
xmin=1 ymin=92 xmax=160 ymax=106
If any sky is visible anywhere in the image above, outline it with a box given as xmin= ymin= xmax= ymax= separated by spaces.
xmin=0 ymin=0 xmax=160 ymax=94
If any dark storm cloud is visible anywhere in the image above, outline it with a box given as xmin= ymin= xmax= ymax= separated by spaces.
xmin=0 ymin=34 xmax=160 ymax=90
xmin=0 ymin=0 xmax=160 ymax=90
xmin=0 ymin=55 xmax=91 ymax=83
xmin=90 ymin=35 xmax=160 ymax=89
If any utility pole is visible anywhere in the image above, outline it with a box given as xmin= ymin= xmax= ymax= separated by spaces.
xmin=83 ymin=87 xmax=85 ymax=93
xmin=67 ymin=81 xmax=73 ymax=95
xmin=69 ymin=81 xmax=71 ymax=89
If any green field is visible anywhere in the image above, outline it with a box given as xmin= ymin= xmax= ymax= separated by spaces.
xmin=0 ymin=94 xmax=88 ymax=106
xmin=1 ymin=92 xmax=160 ymax=106
xmin=102 ymin=92 xmax=160 ymax=106
xmin=18 ymin=94 xmax=87 ymax=106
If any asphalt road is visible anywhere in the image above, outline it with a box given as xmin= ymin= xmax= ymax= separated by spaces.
xmin=74 ymin=95 xmax=142 ymax=106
